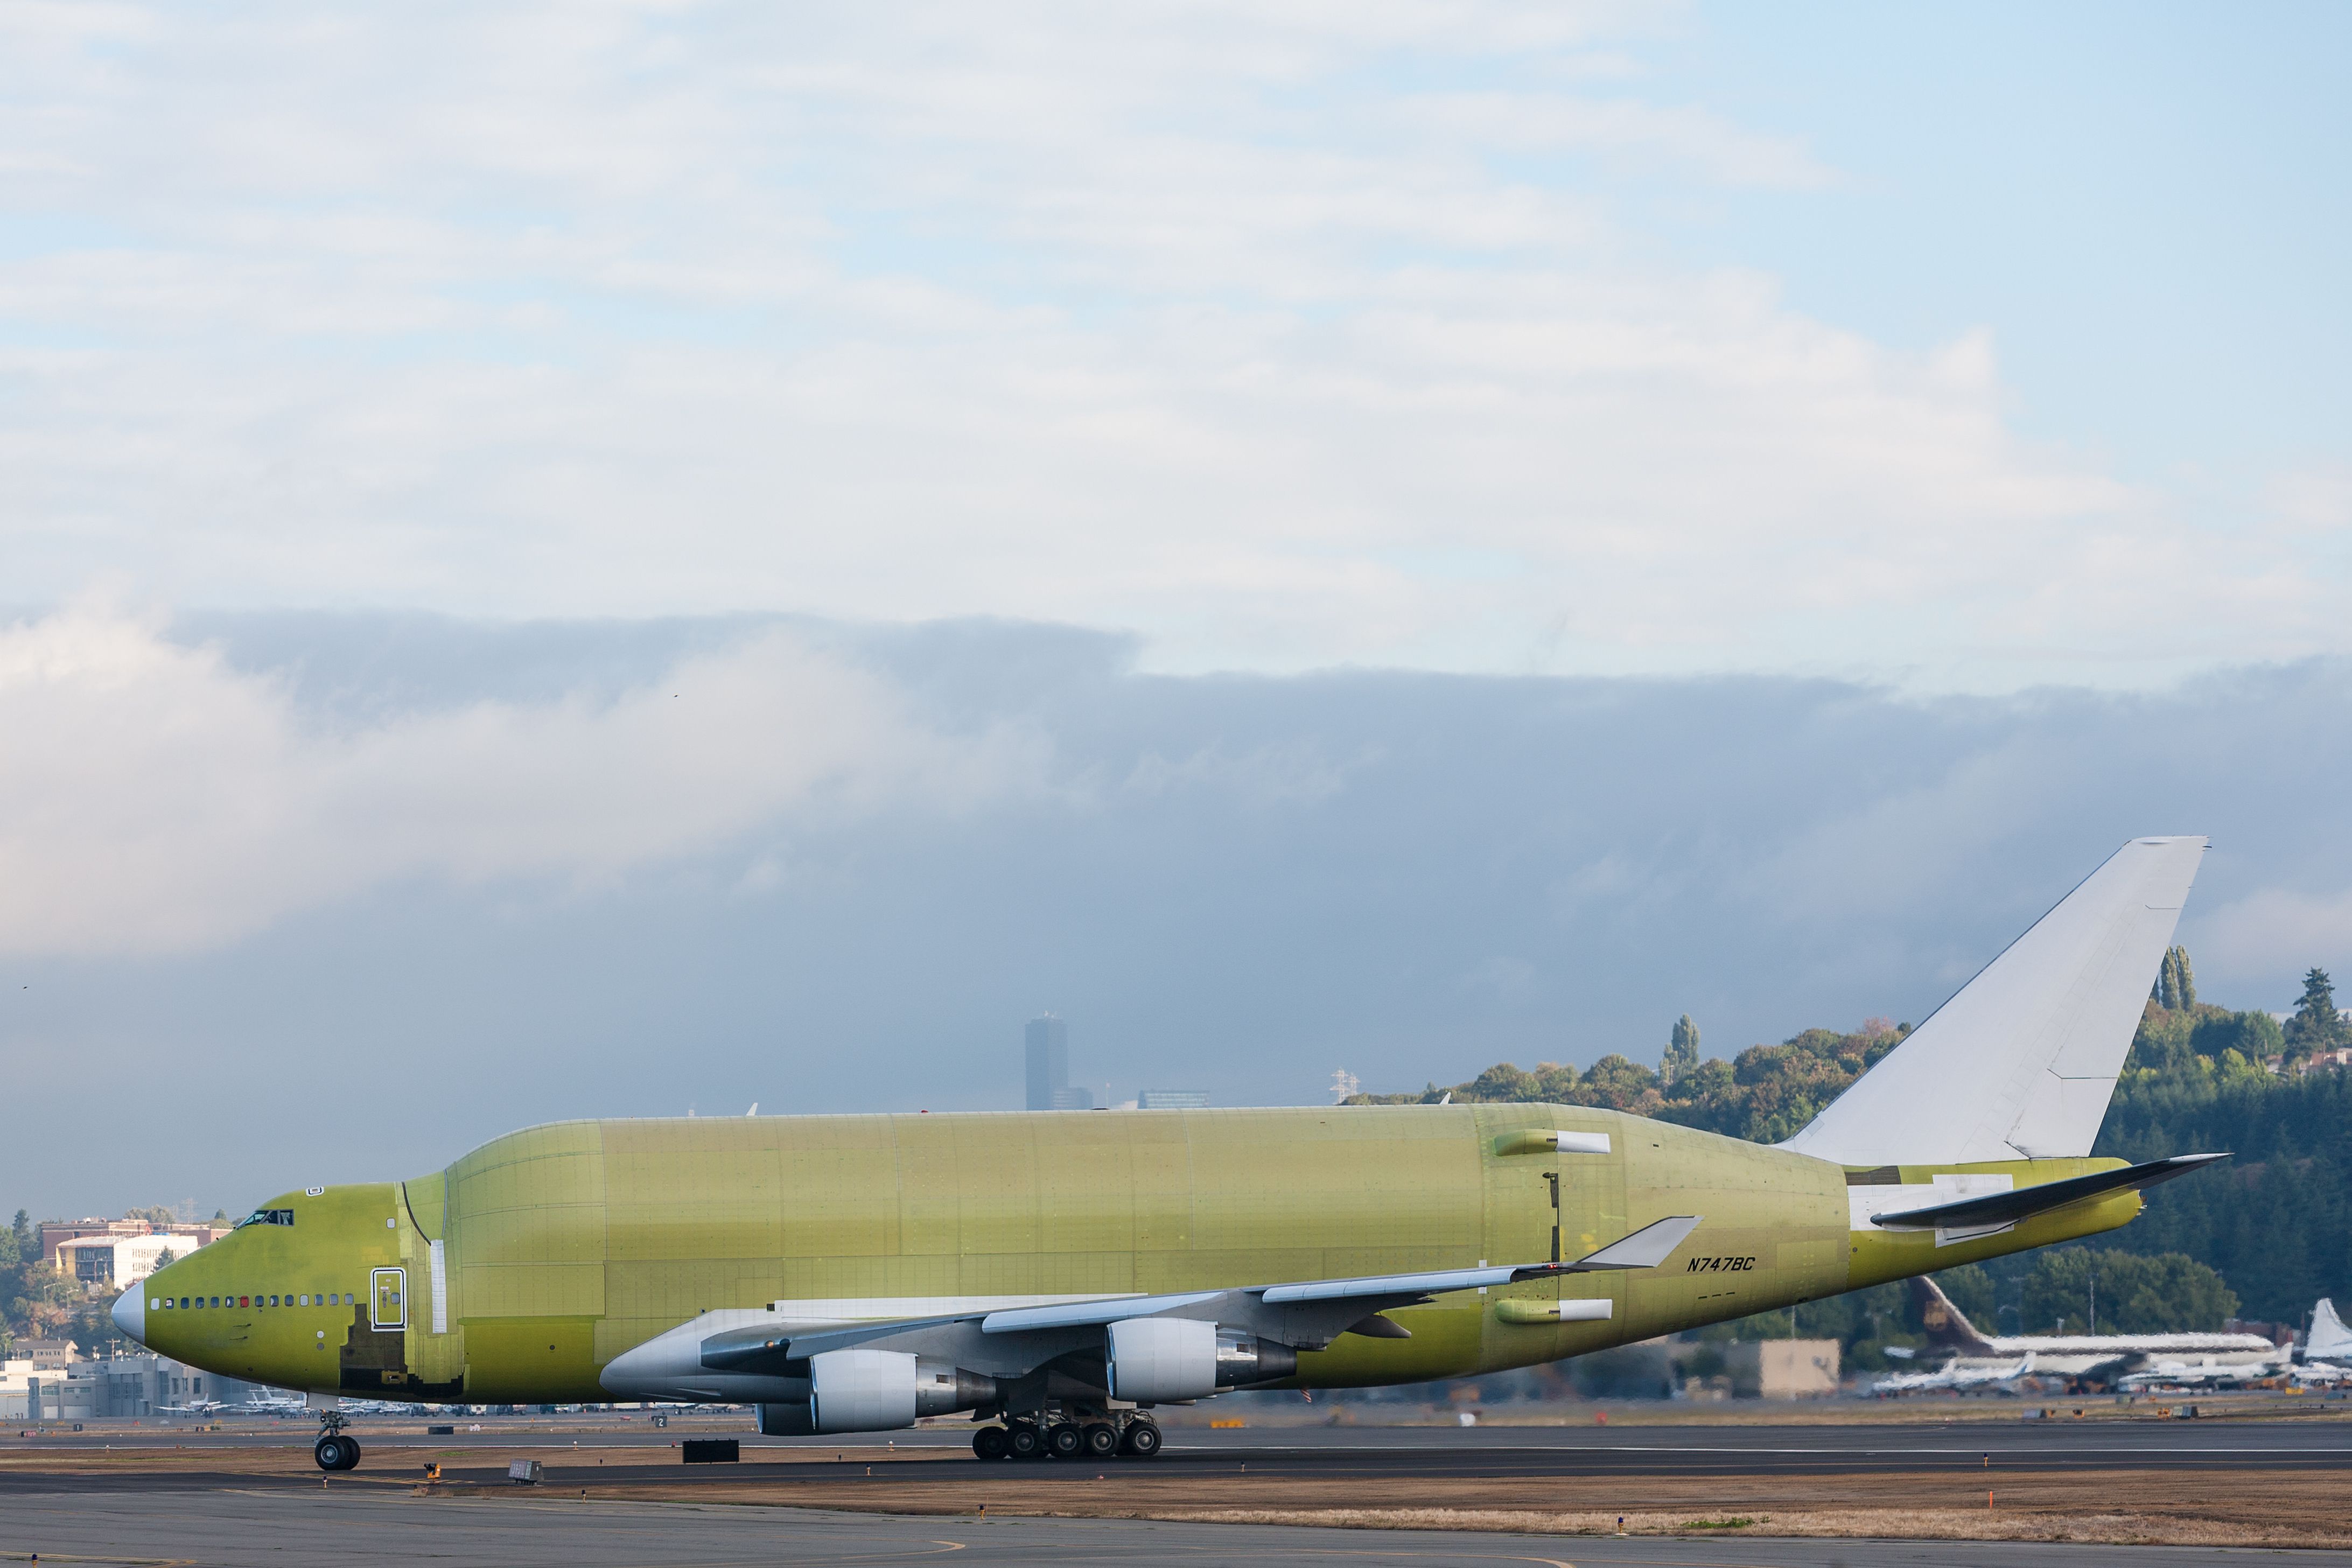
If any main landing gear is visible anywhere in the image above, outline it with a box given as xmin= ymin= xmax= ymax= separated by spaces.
xmin=971 ymin=1408 xmax=1161 ymax=1461
xmin=313 ymin=1409 xmax=362 ymax=1472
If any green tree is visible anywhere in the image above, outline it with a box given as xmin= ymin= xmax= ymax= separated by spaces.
xmin=2154 ymin=946 xmax=2196 ymax=1011
xmin=1933 ymin=1263 xmax=1997 ymax=1332
xmin=2285 ymin=969 xmax=2347 ymax=1060
xmin=1663 ymin=1014 xmax=1701 ymax=1087
xmin=9 ymin=1260 xmax=82 ymax=1346
xmin=1578 ymin=1054 xmax=1662 ymax=1111
xmin=0 ymin=1214 xmax=20 ymax=1357
xmin=2022 ymin=1248 xmax=2236 ymax=1335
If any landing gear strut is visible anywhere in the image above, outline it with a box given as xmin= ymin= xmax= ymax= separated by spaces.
xmin=973 ymin=1405 xmax=1162 ymax=1461
xmin=313 ymin=1408 xmax=361 ymax=1472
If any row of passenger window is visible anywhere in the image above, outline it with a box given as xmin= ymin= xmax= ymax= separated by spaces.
xmin=156 ymin=1292 xmax=354 ymax=1310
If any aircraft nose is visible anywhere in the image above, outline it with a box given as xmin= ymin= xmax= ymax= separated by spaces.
xmin=112 ymin=1286 xmax=147 ymax=1346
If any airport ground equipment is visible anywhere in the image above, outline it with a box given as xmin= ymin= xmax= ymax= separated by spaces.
xmin=115 ymin=838 xmax=2229 ymax=1474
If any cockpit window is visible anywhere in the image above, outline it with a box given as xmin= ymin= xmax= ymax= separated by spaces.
xmin=235 ymin=1208 xmax=296 ymax=1229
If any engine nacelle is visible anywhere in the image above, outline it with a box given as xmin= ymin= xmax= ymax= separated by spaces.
xmin=1107 ymin=1317 xmax=1217 ymax=1401
xmin=1105 ymin=1319 xmax=1302 ymax=1401
xmin=805 ymin=1348 xmax=999 ymax=1434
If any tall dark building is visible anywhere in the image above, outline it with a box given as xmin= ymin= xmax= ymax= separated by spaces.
xmin=1024 ymin=1014 xmax=1068 ymax=1111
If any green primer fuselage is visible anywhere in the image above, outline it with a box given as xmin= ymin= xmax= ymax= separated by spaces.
xmin=136 ymin=1104 xmax=2137 ymax=1402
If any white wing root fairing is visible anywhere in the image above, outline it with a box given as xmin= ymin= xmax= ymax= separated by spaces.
xmin=1781 ymin=836 xmax=2208 ymax=1167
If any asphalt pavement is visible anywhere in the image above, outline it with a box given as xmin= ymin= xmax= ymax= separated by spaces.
xmin=9 ymin=1489 xmax=2349 ymax=1568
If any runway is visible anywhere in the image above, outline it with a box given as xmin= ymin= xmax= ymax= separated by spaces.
xmin=13 ymin=1417 xmax=2352 ymax=1492
xmin=7 ymin=1489 xmax=2348 ymax=1568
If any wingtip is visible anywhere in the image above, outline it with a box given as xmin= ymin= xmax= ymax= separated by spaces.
xmin=1571 ymin=1214 xmax=1703 ymax=1271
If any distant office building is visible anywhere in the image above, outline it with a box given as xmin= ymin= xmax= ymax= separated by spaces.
xmin=54 ymin=1231 xmax=206 ymax=1292
xmin=38 ymin=1217 xmax=224 ymax=1271
xmin=12 ymin=1340 xmax=76 ymax=1373
xmin=1049 ymin=1086 xmax=1096 ymax=1111
xmin=1138 ymin=1089 xmax=1209 ymax=1109
xmin=1025 ymin=1014 xmax=1069 ymax=1110
xmin=1 ymin=1350 xmax=255 ymax=1422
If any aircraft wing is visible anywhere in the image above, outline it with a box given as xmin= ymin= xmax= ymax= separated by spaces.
xmin=1868 ymin=1153 xmax=2228 ymax=1232
xmin=632 ymin=1215 xmax=1701 ymax=1391
xmin=969 ymin=1214 xmax=1705 ymax=1334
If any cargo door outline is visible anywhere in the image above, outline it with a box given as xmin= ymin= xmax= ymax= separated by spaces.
xmin=371 ymin=1267 xmax=407 ymax=1331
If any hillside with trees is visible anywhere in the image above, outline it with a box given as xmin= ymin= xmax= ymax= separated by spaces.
xmin=1348 ymin=952 xmax=2351 ymax=1355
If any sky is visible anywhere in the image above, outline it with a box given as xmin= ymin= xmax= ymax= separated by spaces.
xmin=1 ymin=3 xmax=2346 ymax=1218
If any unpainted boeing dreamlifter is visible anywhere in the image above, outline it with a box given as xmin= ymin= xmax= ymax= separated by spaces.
xmin=116 ymin=837 xmax=2224 ymax=1468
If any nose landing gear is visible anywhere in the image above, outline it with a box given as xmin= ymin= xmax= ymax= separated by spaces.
xmin=313 ymin=1409 xmax=362 ymax=1472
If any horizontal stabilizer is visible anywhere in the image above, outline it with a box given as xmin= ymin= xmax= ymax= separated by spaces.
xmin=1870 ymin=1153 xmax=2229 ymax=1231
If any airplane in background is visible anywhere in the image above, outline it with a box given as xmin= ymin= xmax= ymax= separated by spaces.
xmin=231 ymin=1389 xmax=313 ymax=1416
xmin=2118 ymin=1296 xmax=2352 ymax=1391
xmin=116 ymin=838 xmax=2237 ymax=1475
xmin=1872 ymin=1350 xmax=2036 ymax=1395
xmin=1878 ymin=1279 xmax=2352 ymax=1395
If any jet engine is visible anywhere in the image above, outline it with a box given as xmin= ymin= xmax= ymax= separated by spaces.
xmin=762 ymin=1348 xmax=1000 ymax=1435
xmin=1104 ymin=1319 xmax=1299 ymax=1401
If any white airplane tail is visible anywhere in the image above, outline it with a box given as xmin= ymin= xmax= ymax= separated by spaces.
xmin=2309 ymin=1299 xmax=2352 ymax=1360
xmin=1781 ymin=836 xmax=2208 ymax=1166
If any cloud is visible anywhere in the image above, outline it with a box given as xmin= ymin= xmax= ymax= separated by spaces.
xmin=0 ymin=3 xmax=2341 ymax=689
xmin=2196 ymin=887 xmax=2352 ymax=983
xmin=8 ymin=613 xmax=2352 ymax=1221
xmin=0 ymin=606 xmax=1037 ymax=955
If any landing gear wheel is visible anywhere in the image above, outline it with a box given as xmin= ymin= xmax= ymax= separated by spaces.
xmin=1081 ymin=1423 xmax=1118 ymax=1458
xmin=1046 ymin=1423 xmax=1084 ymax=1459
xmin=1119 ymin=1420 xmax=1162 ymax=1458
xmin=1006 ymin=1423 xmax=1044 ymax=1460
xmin=314 ymin=1434 xmax=359 ymax=1472
xmin=972 ymin=1426 xmax=1010 ymax=1461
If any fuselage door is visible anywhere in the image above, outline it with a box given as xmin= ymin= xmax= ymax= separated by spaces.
xmin=371 ymin=1268 xmax=407 ymax=1332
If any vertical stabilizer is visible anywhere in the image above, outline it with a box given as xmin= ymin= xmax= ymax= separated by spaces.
xmin=1781 ymin=837 xmax=2208 ymax=1166
xmin=1909 ymin=1274 xmax=1999 ymax=1354
xmin=2309 ymin=1299 xmax=2352 ymax=1360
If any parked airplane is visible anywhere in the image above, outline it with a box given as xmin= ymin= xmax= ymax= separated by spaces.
xmin=2117 ymin=1297 xmax=2352 ymax=1391
xmin=230 ymin=1388 xmax=313 ymax=1416
xmin=1873 ymin=1273 xmax=2276 ymax=1394
xmin=1872 ymin=1350 xmax=2036 ymax=1395
xmin=114 ymin=838 xmax=2232 ymax=1474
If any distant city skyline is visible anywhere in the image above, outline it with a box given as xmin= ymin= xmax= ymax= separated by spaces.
xmin=1023 ymin=1012 xmax=1208 ymax=1112
xmin=1023 ymin=1015 xmax=1069 ymax=1112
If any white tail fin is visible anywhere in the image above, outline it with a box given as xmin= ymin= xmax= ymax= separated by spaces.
xmin=1781 ymin=836 xmax=2207 ymax=1166
xmin=2309 ymin=1298 xmax=2352 ymax=1359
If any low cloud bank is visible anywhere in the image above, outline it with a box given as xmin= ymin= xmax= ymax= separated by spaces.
xmin=0 ymin=607 xmax=1037 ymax=954
xmin=5 ymin=610 xmax=2350 ymax=1220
